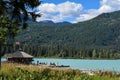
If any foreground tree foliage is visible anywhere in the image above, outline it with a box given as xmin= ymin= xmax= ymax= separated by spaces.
xmin=0 ymin=0 xmax=41 ymax=69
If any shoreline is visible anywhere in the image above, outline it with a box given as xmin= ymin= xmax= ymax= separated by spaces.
xmin=1 ymin=62 xmax=120 ymax=79
xmin=2 ymin=55 xmax=120 ymax=60
xmin=1 ymin=58 xmax=120 ymax=73
xmin=1 ymin=62 xmax=119 ymax=76
xmin=34 ymin=57 xmax=120 ymax=60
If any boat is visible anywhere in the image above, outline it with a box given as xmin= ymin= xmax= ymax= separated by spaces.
xmin=56 ymin=65 xmax=70 ymax=67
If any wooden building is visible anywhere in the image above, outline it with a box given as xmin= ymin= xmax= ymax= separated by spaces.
xmin=7 ymin=49 xmax=33 ymax=64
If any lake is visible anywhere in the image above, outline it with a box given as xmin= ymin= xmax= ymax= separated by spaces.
xmin=2 ymin=58 xmax=120 ymax=72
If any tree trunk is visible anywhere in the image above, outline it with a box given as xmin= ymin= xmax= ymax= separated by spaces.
xmin=0 ymin=53 xmax=1 ymax=70
xmin=0 ymin=44 xmax=2 ymax=70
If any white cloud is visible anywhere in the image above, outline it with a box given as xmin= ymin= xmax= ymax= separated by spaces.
xmin=76 ymin=9 xmax=99 ymax=22
xmin=58 ymin=1 xmax=82 ymax=17
xmin=36 ymin=0 xmax=120 ymax=23
xmin=36 ymin=1 xmax=83 ymax=22
xmin=38 ymin=3 xmax=57 ymax=13
xmin=76 ymin=0 xmax=120 ymax=23
xmin=99 ymin=0 xmax=120 ymax=12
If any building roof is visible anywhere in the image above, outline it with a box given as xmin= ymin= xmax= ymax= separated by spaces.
xmin=11 ymin=50 xmax=33 ymax=58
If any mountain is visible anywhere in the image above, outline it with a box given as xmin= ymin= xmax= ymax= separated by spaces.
xmin=38 ymin=20 xmax=55 ymax=25
xmin=15 ymin=10 xmax=120 ymax=49
xmin=38 ymin=20 xmax=71 ymax=26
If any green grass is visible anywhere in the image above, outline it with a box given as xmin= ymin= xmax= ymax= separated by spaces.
xmin=0 ymin=63 xmax=120 ymax=80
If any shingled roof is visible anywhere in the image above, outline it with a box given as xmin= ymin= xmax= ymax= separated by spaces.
xmin=12 ymin=49 xmax=33 ymax=58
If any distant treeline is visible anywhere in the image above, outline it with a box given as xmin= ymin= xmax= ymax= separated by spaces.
xmin=1 ymin=44 xmax=120 ymax=59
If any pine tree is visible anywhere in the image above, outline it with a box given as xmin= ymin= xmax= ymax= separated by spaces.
xmin=0 ymin=0 xmax=41 ymax=69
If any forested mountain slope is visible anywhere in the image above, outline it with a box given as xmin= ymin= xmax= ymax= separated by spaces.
xmin=16 ymin=10 xmax=120 ymax=49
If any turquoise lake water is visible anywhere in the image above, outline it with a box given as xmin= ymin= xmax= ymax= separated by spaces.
xmin=2 ymin=58 xmax=120 ymax=72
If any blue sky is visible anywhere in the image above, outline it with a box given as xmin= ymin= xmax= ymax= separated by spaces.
xmin=42 ymin=0 xmax=100 ymax=9
xmin=36 ymin=0 xmax=120 ymax=23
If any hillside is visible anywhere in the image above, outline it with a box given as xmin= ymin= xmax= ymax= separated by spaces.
xmin=15 ymin=10 xmax=120 ymax=49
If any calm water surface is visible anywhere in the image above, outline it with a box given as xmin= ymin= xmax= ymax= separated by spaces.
xmin=33 ymin=58 xmax=120 ymax=72
xmin=2 ymin=58 xmax=120 ymax=72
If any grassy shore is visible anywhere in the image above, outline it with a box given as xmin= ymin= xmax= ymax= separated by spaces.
xmin=0 ymin=63 xmax=120 ymax=80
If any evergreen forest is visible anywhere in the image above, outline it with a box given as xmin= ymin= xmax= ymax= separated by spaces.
xmin=3 ymin=10 xmax=120 ymax=59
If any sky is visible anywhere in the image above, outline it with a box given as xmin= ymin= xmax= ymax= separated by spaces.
xmin=36 ymin=0 xmax=120 ymax=23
